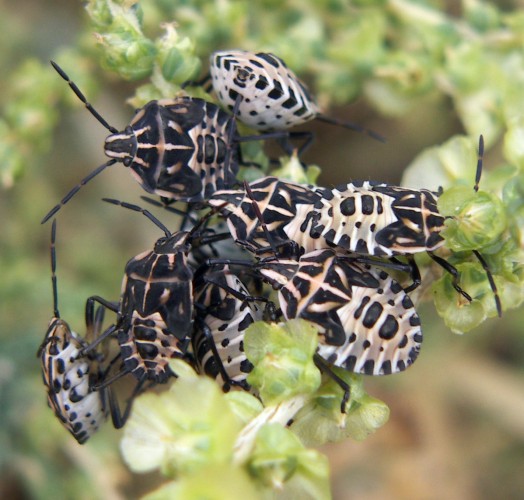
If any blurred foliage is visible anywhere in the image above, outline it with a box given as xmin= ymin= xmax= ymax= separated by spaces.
xmin=1 ymin=0 xmax=524 ymax=499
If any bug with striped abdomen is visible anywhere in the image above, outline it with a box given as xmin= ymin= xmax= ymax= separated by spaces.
xmin=206 ymin=50 xmax=384 ymax=141
xmin=42 ymin=62 xmax=282 ymax=223
xmin=38 ymin=220 xmax=112 ymax=443
xmin=307 ymin=136 xmax=502 ymax=314
xmin=192 ymin=264 xmax=267 ymax=392
xmin=89 ymin=200 xmax=231 ymax=385
xmin=257 ymin=248 xmax=423 ymax=377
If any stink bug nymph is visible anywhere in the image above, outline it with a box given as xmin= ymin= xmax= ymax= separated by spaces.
xmin=193 ymin=264 xmax=266 ymax=392
xmin=42 ymin=62 xmax=246 ymax=223
xmin=309 ymin=135 xmax=502 ymax=315
xmin=207 ymin=50 xmax=385 ymax=141
xmin=88 ymin=199 xmax=230 ymax=384
xmin=37 ymin=220 xmax=111 ymax=443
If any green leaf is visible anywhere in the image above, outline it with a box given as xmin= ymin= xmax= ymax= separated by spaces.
xmin=120 ymin=360 xmax=243 ymax=476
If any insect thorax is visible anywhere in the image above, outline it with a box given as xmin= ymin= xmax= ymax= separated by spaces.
xmin=107 ymin=97 xmax=239 ymax=202
xmin=210 ymin=177 xmax=321 ymax=252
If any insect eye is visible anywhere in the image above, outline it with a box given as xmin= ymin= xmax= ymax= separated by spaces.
xmin=123 ymin=157 xmax=132 ymax=167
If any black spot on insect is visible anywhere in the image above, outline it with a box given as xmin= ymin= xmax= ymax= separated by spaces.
xmin=378 ymin=315 xmax=399 ymax=340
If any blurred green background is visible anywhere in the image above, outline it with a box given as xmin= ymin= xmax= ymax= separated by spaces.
xmin=1 ymin=0 xmax=524 ymax=498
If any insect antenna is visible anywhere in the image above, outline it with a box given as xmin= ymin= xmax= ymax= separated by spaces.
xmin=140 ymin=196 xmax=198 ymax=221
xmin=41 ymin=159 xmax=118 ymax=224
xmin=470 ymin=134 xmax=502 ymax=317
xmin=50 ymin=219 xmax=60 ymax=318
xmin=102 ymin=198 xmax=172 ymax=236
xmin=42 ymin=62 xmax=125 ymax=224
xmin=203 ymin=272 xmax=268 ymax=305
xmin=474 ymin=134 xmax=484 ymax=192
xmin=51 ymin=61 xmax=118 ymax=134
xmin=315 ymin=114 xmax=386 ymax=143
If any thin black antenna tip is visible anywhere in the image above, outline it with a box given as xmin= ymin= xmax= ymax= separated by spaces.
xmin=102 ymin=197 xmax=119 ymax=205
xmin=41 ymin=205 xmax=60 ymax=225
xmin=474 ymin=134 xmax=485 ymax=193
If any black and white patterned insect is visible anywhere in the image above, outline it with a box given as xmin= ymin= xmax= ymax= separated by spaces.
xmin=308 ymin=136 xmax=501 ymax=313
xmin=41 ymin=62 xmax=264 ymax=223
xmin=207 ymin=50 xmax=384 ymax=141
xmin=37 ymin=220 xmax=110 ymax=443
xmin=192 ymin=264 xmax=266 ymax=392
xmin=257 ymin=248 xmax=422 ymax=376
xmin=207 ymin=176 xmax=322 ymax=256
xmin=89 ymin=200 xmax=230 ymax=384
xmin=309 ymin=180 xmax=445 ymax=257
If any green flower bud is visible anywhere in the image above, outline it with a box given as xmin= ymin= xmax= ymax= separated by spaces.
xmin=270 ymin=153 xmax=321 ymax=185
xmin=224 ymin=391 xmax=264 ymax=426
xmin=120 ymin=360 xmax=243 ymax=476
xmin=0 ymin=130 xmax=24 ymax=189
xmin=95 ymin=31 xmax=157 ymax=80
xmin=291 ymin=368 xmax=389 ymax=446
xmin=503 ymin=174 xmax=524 ymax=246
xmin=85 ymin=0 xmax=114 ymax=28
xmin=463 ymin=0 xmax=501 ymax=31
xmin=248 ymin=423 xmax=330 ymax=499
xmin=157 ymin=24 xmax=201 ymax=84
xmin=440 ymin=188 xmax=507 ymax=252
xmin=128 ymin=83 xmax=166 ymax=108
xmin=245 ymin=320 xmax=321 ymax=405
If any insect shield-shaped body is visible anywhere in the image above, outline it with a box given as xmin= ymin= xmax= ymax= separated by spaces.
xmin=310 ymin=181 xmax=445 ymax=257
xmin=193 ymin=265 xmax=265 ymax=392
xmin=258 ymin=249 xmax=422 ymax=376
xmin=38 ymin=316 xmax=109 ymax=444
xmin=208 ymin=176 xmax=322 ymax=254
xmin=37 ymin=221 xmax=108 ymax=444
xmin=105 ymin=97 xmax=239 ymax=201
xmin=208 ymin=50 xmax=384 ymax=141
xmin=42 ymin=61 xmax=242 ymax=223
xmin=117 ymin=229 xmax=194 ymax=383
xmin=210 ymin=50 xmax=319 ymax=131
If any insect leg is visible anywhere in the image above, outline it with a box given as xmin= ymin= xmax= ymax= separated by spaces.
xmin=104 ymin=377 xmax=148 ymax=429
xmin=313 ymin=354 xmax=350 ymax=414
xmin=472 ymin=250 xmax=502 ymax=317
xmin=181 ymin=72 xmax=212 ymax=90
xmin=427 ymin=251 xmax=472 ymax=302
xmin=401 ymin=255 xmax=422 ymax=294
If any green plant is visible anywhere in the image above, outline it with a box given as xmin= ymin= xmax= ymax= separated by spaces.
xmin=2 ymin=1 xmax=523 ymax=498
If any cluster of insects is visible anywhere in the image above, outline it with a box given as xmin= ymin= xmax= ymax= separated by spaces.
xmin=38 ymin=50 xmax=500 ymax=443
